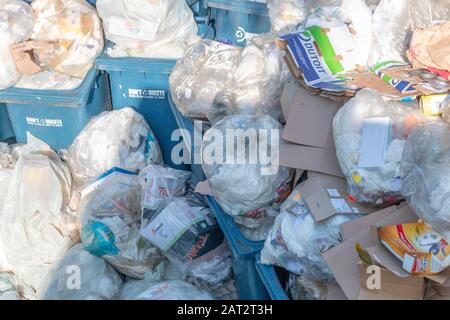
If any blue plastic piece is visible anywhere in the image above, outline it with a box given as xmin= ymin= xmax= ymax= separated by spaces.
xmin=0 ymin=70 xmax=111 ymax=150
xmin=0 ymin=104 xmax=14 ymax=142
xmin=256 ymin=256 xmax=290 ymax=300
xmin=207 ymin=0 xmax=271 ymax=46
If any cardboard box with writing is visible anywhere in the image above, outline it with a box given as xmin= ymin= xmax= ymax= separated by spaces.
xmin=279 ymin=80 xmax=344 ymax=177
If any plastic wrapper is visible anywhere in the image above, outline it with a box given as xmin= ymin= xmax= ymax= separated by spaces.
xmin=97 ymin=0 xmax=199 ymax=59
xmin=80 ymin=170 xmax=164 ymax=279
xmin=267 ymin=0 xmax=309 ymax=32
xmin=261 ymin=182 xmax=357 ymax=283
xmin=138 ymin=164 xmax=191 ymax=225
xmin=119 ymin=261 xmax=214 ymax=300
xmin=42 ymin=244 xmax=123 ymax=300
xmin=68 ymin=108 xmax=162 ymax=187
xmin=0 ymin=0 xmax=33 ymax=89
xmin=170 ymin=37 xmax=287 ymax=121
xmin=140 ymin=196 xmax=231 ymax=285
xmin=202 ymin=114 xmax=290 ymax=216
xmin=15 ymin=70 xmax=83 ymax=90
xmin=369 ymin=0 xmax=450 ymax=66
xmin=28 ymin=0 xmax=103 ymax=79
xmin=401 ymin=122 xmax=450 ymax=240
xmin=333 ymin=89 xmax=428 ymax=207
xmin=0 ymin=134 xmax=76 ymax=299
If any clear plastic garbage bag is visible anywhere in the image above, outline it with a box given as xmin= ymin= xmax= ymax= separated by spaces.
xmin=261 ymin=182 xmax=357 ymax=283
xmin=0 ymin=134 xmax=76 ymax=299
xmin=67 ymin=107 xmax=163 ymax=187
xmin=369 ymin=0 xmax=450 ymax=65
xmin=0 ymin=0 xmax=33 ymax=89
xmin=401 ymin=122 xmax=450 ymax=239
xmin=202 ymin=114 xmax=291 ymax=217
xmin=42 ymin=244 xmax=123 ymax=300
xmin=333 ymin=89 xmax=428 ymax=207
xmin=97 ymin=0 xmax=200 ymax=59
xmin=28 ymin=0 xmax=103 ymax=79
xmin=79 ymin=170 xmax=163 ymax=279
xmin=119 ymin=261 xmax=214 ymax=300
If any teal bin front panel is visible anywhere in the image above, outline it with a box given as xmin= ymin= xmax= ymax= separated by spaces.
xmin=208 ymin=0 xmax=271 ymax=46
xmin=6 ymin=72 xmax=111 ymax=150
xmin=106 ymin=68 xmax=190 ymax=171
xmin=0 ymin=104 xmax=14 ymax=142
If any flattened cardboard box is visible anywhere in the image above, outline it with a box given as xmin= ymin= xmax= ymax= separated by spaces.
xmin=323 ymin=205 xmax=426 ymax=300
xmin=296 ymin=172 xmax=374 ymax=222
xmin=280 ymin=81 xmax=344 ymax=177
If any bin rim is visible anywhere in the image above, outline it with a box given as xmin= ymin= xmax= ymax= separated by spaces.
xmin=255 ymin=254 xmax=290 ymax=300
xmin=0 ymin=68 xmax=99 ymax=108
xmin=206 ymin=0 xmax=269 ymax=16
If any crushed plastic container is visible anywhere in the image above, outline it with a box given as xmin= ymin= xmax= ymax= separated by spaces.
xmin=207 ymin=0 xmax=271 ymax=46
xmin=95 ymin=17 xmax=212 ymax=170
xmin=0 ymin=104 xmax=13 ymax=142
xmin=0 ymin=70 xmax=111 ymax=150
xmin=255 ymin=256 xmax=290 ymax=300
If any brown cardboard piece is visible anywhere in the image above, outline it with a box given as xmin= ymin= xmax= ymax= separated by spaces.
xmin=279 ymin=81 xmax=344 ymax=177
xmin=323 ymin=205 xmax=425 ymax=300
xmin=11 ymin=41 xmax=43 ymax=76
xmin=296 ymin=172 xmax=373 ymax=222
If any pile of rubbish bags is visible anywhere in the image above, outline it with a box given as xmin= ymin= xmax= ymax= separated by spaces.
xmin=0 ymin=108 xmax=235 ymax=300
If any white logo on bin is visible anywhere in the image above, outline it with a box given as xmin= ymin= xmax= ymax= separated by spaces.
xmin=128 ymin=88 xmax=166 ymax=100
xmin=26 ymin=117 xmax=63 ymax=127
xmin=235 ymin=27 xmax=246 ymax=43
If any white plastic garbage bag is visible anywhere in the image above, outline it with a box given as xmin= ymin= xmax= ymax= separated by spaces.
xmin=42 ymin=244 xmax=123 ymax=300
xmin=267 ymin=0 xmax=309 ymax=32
xmin=28 ymin=0 xmax=103 ymax=79
xmin=0 ymin=134 xmax=76 ymax=299
xmin=80 ymin=170 xmax=163 ymax=279
xmin=369 ymin=0 xmax=450 ymax=65
xmin=15 ymin=70 xmax=83 ymax=90
xmin=68 ymin=107 xmax=162 ymax=187
xmin=97 ymin=0 xmax=200 ymax=59
xmin=202 ymin=114 xmax=291 ymax=217
xmin=0 ymin=0 xmax=33 ymax=89
xmin=261 ymin=182 xmax=357 ymax=283
xmin=401 ymin=122 xmax=450 ymax=239
xmin=120 ymin=262 xmax=214 ymax=300
xmin=333 ymin=89 xmax=428 ymax=207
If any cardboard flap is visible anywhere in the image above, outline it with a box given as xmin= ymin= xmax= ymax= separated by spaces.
xmin=279 ymin=142 xmax=344 ymax=177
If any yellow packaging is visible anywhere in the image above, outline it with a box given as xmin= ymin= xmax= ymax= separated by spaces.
xmin=379 ymin=222 xmax=450 ymax=275
xmin=420 ymin=94 xmax=449 ymax=116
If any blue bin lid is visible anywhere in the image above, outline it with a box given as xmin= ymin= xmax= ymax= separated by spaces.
xmin=0 ymin=69 xmax=99 ymax=107
xmin=255 ymin=255 xmax=290 ymax=300
xmin=207 ymin=0 xmax=269 ymax=16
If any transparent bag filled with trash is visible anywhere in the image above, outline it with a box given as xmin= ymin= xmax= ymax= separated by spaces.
xmin=0 ymin=0 xmax=33 ymax=89
xmin=401 ymin=121 xmax=450 ymax=240
xmin=24 ymin=0 xmax=103 ymax=79
xmin=202 ymin=114 xmax=291 ymax=216
xmin=67 ymin=107 xmax=162 ymax=187
xmin=140 ymin=194 xmax=232 ymax=285
xmin=119 ymin=261 xmax=214 ymax=300
xmin=96 ymin=0 xmax=199 ymax=59
xmin=369 ymin=0 xmax=450 ymax=65
xmin=261 ymin=182 xmax=358 ymax=287
xmin=333 ymin=89 xmax=429 ymax=207
xmin=170 ymin=36 xmax=287 ymax=121
xmin=79 ymin=169 xmax=164 ymax=279
xmin=287 ymin=273 xmax=342 ymax=301
xmin=0 ymin=134 xmax=76 ymax=300
xmin=42 ymin=244 xmax=123 ymax=300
